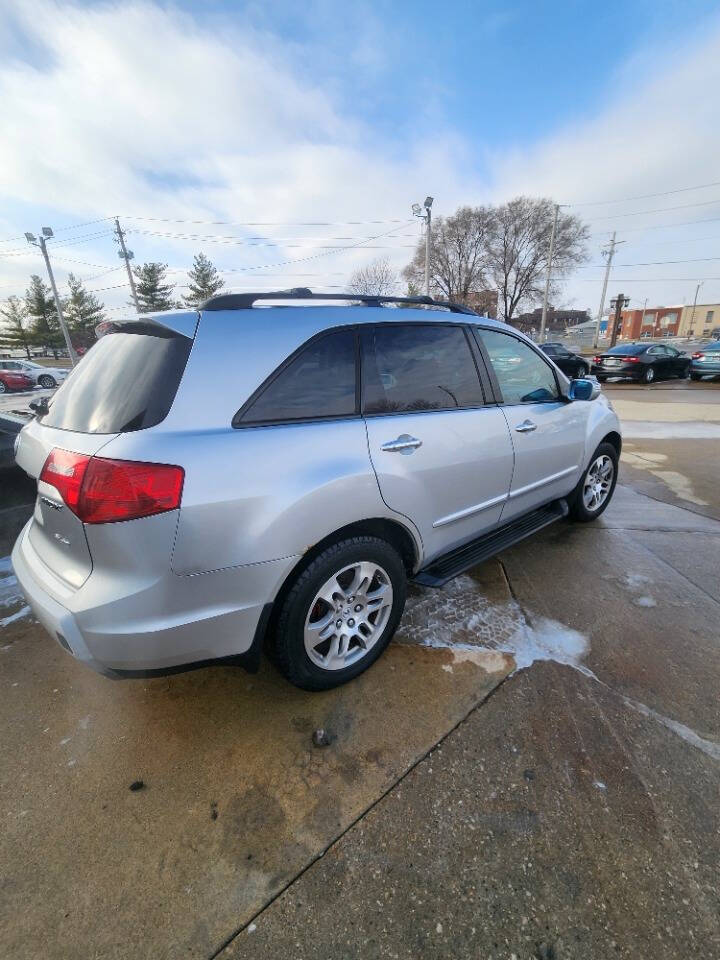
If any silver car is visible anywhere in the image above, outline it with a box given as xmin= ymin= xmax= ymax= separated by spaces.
xmin=11 ymin=291 xmax=621 ymax=690
xmin=0 ymin=358 xmax=69 ymax=389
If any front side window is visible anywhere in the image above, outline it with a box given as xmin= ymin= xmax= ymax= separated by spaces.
xmin=362 ymin=324 xmax=484 ymax=415
xmin=477 ymin=328 xmax=560 ymax=405
xmin=237 ymin=329 xmax=357 ymax=425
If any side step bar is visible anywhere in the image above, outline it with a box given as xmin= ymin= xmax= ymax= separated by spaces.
xmin=414 ymin=499 xmax=569 ymax=587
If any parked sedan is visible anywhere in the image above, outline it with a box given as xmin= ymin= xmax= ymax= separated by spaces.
xmin=0 ymin=359 xmax=69 ymax=389
xmin=539 ymin=343 xmax=591 ymax=379
xmin=0 ymin=370 xmax=34 ymax=393
xmin=592 ymin=343 xmax=690 ymax=383
xmin=690 ymin=341 xmax=720 ymax=380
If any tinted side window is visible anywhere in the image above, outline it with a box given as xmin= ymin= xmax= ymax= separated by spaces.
xmin=362 ymin=325 xmax=484 ymax=414
xmin=238 ymin=329 xmax=357 ymax=425
xmin=477 ymin=329 xmax=560 ymax=404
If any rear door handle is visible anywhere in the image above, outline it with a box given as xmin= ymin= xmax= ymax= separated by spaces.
xmin=381 ymin=434 xmax=423 ymax=453
xmin=515 ymin=419 xmax=537 ymax=433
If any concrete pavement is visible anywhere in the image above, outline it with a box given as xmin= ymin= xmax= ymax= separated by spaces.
xmin=0 ymin=379 xmax=718 ymax=959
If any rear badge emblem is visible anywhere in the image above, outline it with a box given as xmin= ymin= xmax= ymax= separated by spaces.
xmin=53 ymin=533 xmax=71 ymax=546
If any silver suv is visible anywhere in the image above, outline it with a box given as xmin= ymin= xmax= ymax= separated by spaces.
xmin=12 ymin=291 xmax=621 ymax=690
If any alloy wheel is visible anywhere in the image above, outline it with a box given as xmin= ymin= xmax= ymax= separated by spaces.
xmin=304 ymin=561 xmax=394 ymax=671
xmin=582 ymin=455 xmax=614 ymax=512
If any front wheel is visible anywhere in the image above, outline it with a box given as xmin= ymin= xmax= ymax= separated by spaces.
xmin=568 ymin=442 xmax=618 ymax=523
xmin=0 ymin=381 xmax=6 ymax=393
xmin=690 ymin=372 xmax=702 ymax=381
xmin=38 ymin=374 xmax=56 ymax=389
xmin=273 ymin=537 xmax=407 ymax=690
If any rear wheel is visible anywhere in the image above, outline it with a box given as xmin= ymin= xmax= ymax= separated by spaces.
xmin=642 ymin=366 xmax=655 ymax=383
xmin=690 ymin=372 xmax=702 ymax=381
xmin=0 ymin=381 xmax=6 ymax=393
xmin=568 ymin=442 xmax=618 ymax=523
xmin=38 ymin=374 xmax=56 ymax=389
xmin=273 ymin=536 xmax=407 ymax=690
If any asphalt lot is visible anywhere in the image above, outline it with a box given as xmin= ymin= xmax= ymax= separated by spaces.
xmin=0 ymin=377 xmax=718 ymax=959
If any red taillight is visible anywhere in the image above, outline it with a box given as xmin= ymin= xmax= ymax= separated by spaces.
xmin=39 ymin=449 xmax=91 ymax=513
xmin=593 ymin=356 xmax=602 ymax=363
xmin=626 ymin=356 xmax=640 ymax=362
xmin=692 ymin=352 xmax=704 ymax=359
xmin=39 ymin=449 xmax=184 ymax=524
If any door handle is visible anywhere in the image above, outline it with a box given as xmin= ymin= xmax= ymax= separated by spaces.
xmin=381 ymin=434 xmax=423 ymax=453
xmin=515 ymin=419 xmax=537 ymax=433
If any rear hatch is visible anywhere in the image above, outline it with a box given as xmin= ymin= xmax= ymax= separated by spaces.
xmin=14 ymin=313 xmax=196 ymax=592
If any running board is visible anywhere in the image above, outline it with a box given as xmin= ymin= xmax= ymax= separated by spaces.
xmin=414 ymin=499 xmax=569 ymax=587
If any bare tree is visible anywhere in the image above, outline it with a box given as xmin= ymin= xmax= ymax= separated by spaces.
xmin=402 ymin=206 xmax=495 ymax=305
xmin=487 ymin=197 xmax=589 ymax=323
xmin=348 ymin=257 xmax=398 ymax=296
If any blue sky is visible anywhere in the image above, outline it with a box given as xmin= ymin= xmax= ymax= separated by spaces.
xmin=2 ymin=0 xmax=720 ymax=316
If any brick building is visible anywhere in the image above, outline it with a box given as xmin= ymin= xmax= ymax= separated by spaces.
xmin=512 ymin=307 xmax=590 ymax=336
xmin=613 ymin=305 xmax=682 ymax=340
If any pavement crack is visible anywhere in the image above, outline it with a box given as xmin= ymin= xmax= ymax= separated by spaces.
xmin=207 ymin=669 xmax=516 ymax=959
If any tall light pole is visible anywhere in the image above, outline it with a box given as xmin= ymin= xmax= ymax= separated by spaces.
xmin=688 ymin=281 xmax=703 ymax=338
xmin=412 ymin=196 xmax=434 ymax=296
xmin=593 ymin=232 xmax=624 ymax=349
xmin=114 ymin=217 xmax=140 ymax=313
xmin=539 ymin=203 xmax=559 ymax=343
xmin=25 ymin=228 xmax=78 ymax=366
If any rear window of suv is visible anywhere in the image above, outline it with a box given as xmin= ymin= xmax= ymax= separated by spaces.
xmin=40 ymin=325 xmax=192 ymax=434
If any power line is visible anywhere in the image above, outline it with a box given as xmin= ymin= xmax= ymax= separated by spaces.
xmin=121 ymin=216 xmax=415 ymax=227
xmin=583 ymin=198 xmax=720 ymax=223
xmin=566 ymin=180 xmax=720 ymax=207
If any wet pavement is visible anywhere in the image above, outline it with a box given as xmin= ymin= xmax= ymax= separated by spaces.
xmin=0 ymin=380 xmax=718 ymax=958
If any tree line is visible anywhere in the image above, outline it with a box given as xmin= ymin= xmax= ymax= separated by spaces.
xmin=0 ymin=253 xmax=225 ymax=357
xmin=351 ymin=196 xmax=589 ymax=322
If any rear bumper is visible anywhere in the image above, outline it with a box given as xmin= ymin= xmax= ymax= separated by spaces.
xmin=593 ymin=365 xmax=643 ymax=379
xmin=11 ymin=520 xmax=298 ymax=678
xmin=690 ymin=362 xmax=720 ymax=375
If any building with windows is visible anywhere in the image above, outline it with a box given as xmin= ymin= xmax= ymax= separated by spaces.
xmin=512 ymin=306 xmax=590 ymax=337
xmin=679 ymin=303 xmax=720 ymax=338
xmin=611 ymin=305 xmax=682 ymax=340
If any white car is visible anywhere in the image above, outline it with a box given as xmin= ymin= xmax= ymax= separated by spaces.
xmin=0 ymin=359 xmax=69 ymax=389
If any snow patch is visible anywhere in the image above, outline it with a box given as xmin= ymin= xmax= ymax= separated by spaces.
xmin=0 ymin=556 xmax=31 ymax=628
xmin=634 ymin=595 xmax=657 ymax=608
xmin=622 ymin=421 xmax=720 ymax=440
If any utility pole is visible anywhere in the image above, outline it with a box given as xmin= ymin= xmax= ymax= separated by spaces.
xmin=25 ymin=228 xmax=78 ymax=367
xmin=114 ymin=217 xmax=140 ymax=313
xmin=639 ymin=297 xmax=648 ymax=338
xmin=539 ymin=203 xmax=559 ymax=343
xmin=609 ymin=293 xmax=629 ymax=349
xmin=412 ymin=197 xmax=434 ymax=297
xmin=688 ymin=281 xmax=703 ymax=338
xmin=593 ymin=232 xmax=624 ymax=349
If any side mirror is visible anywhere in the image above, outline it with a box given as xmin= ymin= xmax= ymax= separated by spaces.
xmin=568 ymin=378 xmax=600 ymax=401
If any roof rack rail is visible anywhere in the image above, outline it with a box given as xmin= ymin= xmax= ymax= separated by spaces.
xmin=200 ymin=288 xmax=478 ymax=316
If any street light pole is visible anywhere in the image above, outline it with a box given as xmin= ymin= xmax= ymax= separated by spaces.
xmin=689 ymin=281 xmax=703 ymax=338
xmin=25 ymin=229 xmax=78 ymax=367
xmin=413 ymin=196 xmax=434 ymax=297
xmin=593 ymin=232 xmax=621 ymax=350
xmin=115 ymin=217 xmax=140 ymax=313
xmin=539 ymin=203 xmax=559 ymax=343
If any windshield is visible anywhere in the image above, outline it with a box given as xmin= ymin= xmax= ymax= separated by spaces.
xmin=606 ymin=344 xmax=646 ymax=355
xmin=40 ymin=329 xmax=192 ymax=434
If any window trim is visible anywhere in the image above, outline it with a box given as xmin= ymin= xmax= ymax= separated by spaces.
xmin=472 ymin=325 xmax=565 ymax=407
xmin=232 ymin=326 xmax=361 ymax=429
xmin=359 ymin=321 xmax=490 ymax=418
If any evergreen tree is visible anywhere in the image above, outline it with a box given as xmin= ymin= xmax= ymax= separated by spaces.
xmin=133 ymin=262 xmax=176 ymax=312
xmin=25 ymin=275 xmax=63 ymax=356
xmin=183 ymin=252 xmax=225 ymax=307
xmin=0 ymin=296 xmax=33 ymax=358
xmin=65 ymin=273 xmax=106 ymax=348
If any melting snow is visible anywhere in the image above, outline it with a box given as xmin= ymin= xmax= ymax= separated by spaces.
xmin=0 ymin=555 xmax=31 ymax=629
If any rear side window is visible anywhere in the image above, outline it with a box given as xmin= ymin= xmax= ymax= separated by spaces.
xmin=236 ymin=329 xmax=357 ymax=425
xmin=362 ymin=324 xmax=484 ymax=414
xmin=40 ymin=327 xmax=191 ymax=434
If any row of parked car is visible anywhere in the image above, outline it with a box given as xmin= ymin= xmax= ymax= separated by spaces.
xmin=540 ymin=341 xmax=720 ymax=383
xmin=0 ymin=359 xmax=69 ymax=393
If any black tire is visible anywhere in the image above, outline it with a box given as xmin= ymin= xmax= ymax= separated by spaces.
xmin=38 ymin=374 xmax=56 ymax=389
xmin=597 ymin=376 xmax=606 ymax=383
xmin=690 ymin=372 xmax=702 ymax=381
xmin=0 ymin=381 xmax=6 ymax=393
xmin=568 ymin=441 xmax=619 ymax=523
xmin=642 ymin=365 xmax=656 ymax=384
xmin=679 ymin=364 xmax=690 ymax=379
xmin=273 ymin=536 xmax=407 ymax=691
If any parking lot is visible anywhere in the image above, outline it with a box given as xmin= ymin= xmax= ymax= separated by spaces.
xmin=1 ymin=378 xmax=718 ymax=959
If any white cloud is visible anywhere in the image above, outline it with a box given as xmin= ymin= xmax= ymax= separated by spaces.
xmin=1 ymin=1 xmax=720 ymax=315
